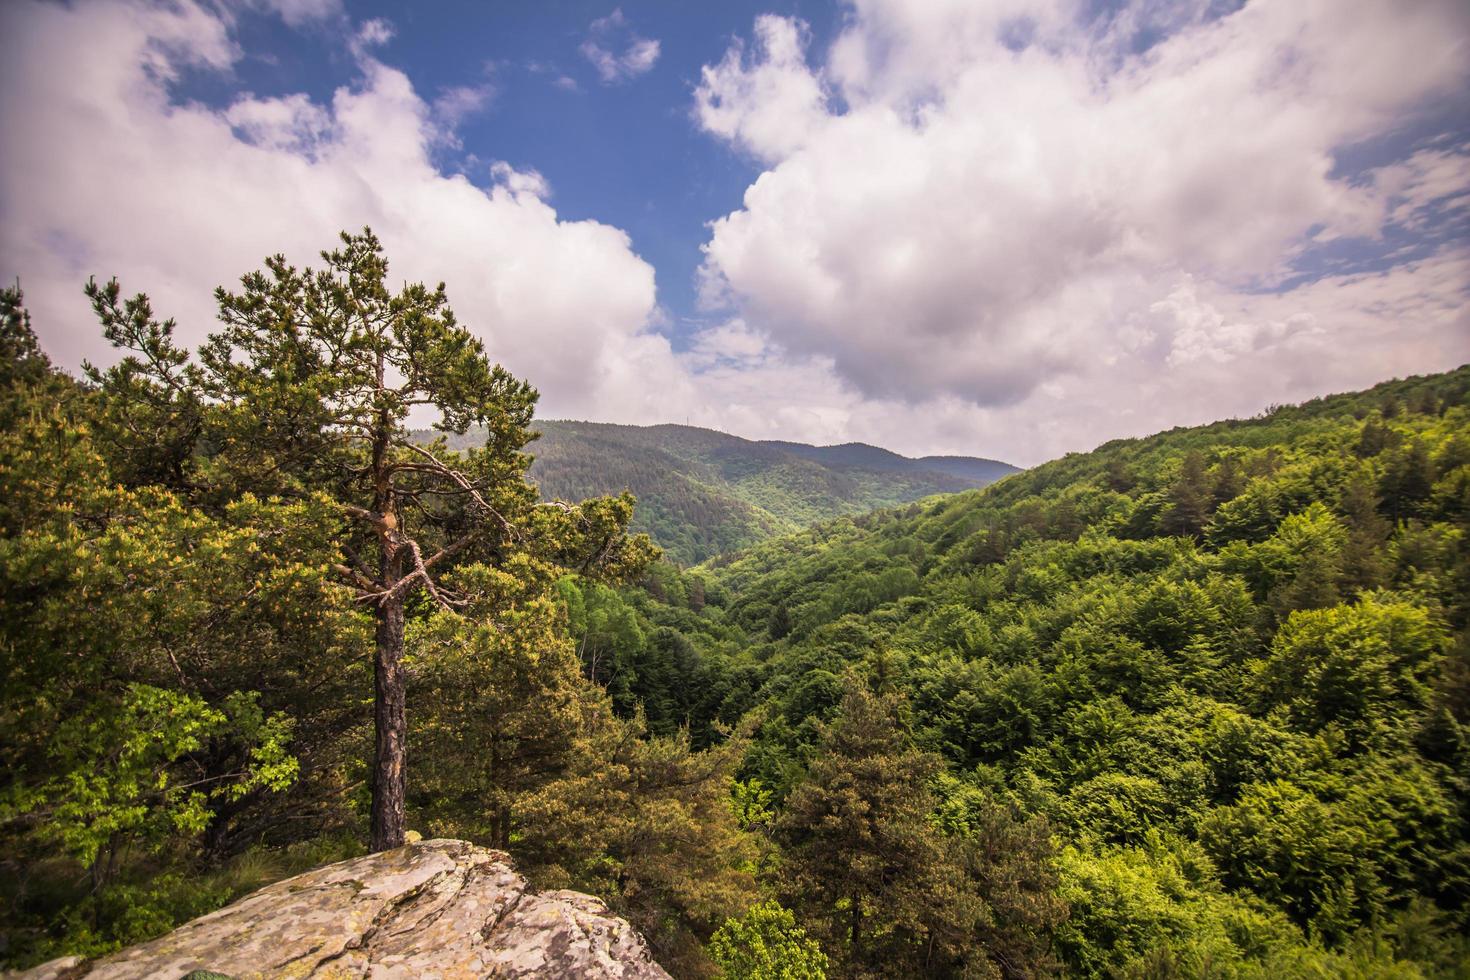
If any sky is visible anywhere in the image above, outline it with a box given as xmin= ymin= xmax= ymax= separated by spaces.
xmin=1 ymin=0 xmax=1468 ymax=467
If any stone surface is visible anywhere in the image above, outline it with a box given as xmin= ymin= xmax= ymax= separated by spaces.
xmin=14 ymin=840 xmax=670 ymax=980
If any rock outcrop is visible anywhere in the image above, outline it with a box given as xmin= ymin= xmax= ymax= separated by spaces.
xmin=16 ymin=839 xmax=670 ymax=979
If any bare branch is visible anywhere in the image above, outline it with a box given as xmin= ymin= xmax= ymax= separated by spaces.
xmin=389 ymin=536 xmax=462 ymax=610
xmin=401 ymin=443 xmax=516 ymax=535
xmin=421 ymin=529 xmax=481 ymax=573
xmin=341 ymin=503 xmax=390 ymax=528
xmin=331 ymin=562 xmax=379 ymax=593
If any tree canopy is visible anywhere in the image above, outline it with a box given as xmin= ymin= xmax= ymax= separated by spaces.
xmin=4 ymin=256 xmax=1470 ymax=977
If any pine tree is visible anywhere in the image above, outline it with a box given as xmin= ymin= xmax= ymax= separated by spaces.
xmin=768 ymin=601 xmax=794 ymax=640
xmin=91 ymin=230 xmax=655 ymax=850
xmin=0 ymin=284 xmax=51 ymax=389
xmin=1380 ymin=440 xmax=1435 ymax=522
xmin=1212 ymin=455 xmax=1245 ymax=506
xmin=522 ymin=709 xmax=758 ymax=975
xmin=1163 ymin=451 xmax=1212 ymax=537
xmin=2 ymin=288 xmax=358 ymax=925
xmin=776 ymin=681 xmax=984 ymax=977
xmin=412 ymin=607 xmax=596 ymax=850
xmin=1355 ymin=416 xmax=1399 ymax=458
xmin=1338 ymin=472 xmax=1390 ymax=593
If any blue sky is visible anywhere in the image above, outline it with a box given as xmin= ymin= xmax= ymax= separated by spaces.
xmin=1 ymin=0 xmax=1467 ymax=464
xmin=172 ymin=1 xmax=848 ymax=336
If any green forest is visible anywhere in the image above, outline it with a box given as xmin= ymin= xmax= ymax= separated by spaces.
xmin=3 ymin=234 xmax=1470 ymax=978
xmin=427 ymin=419 xmax=1016 ymax=565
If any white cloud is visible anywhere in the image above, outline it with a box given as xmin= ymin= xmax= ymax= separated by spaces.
xmin=1362 ymin=141 xmax=1470 ymax=233
xmin=580 ymin=8 xmax=661 ymax=84
xmin=350 ymin=16 xmax=393 ymax=56
xmin=658 ymin=250 xmax=1469 ymax=465
xmin=0 ymin=0 xmax=662 ymax=426
xmin=428 ymin=82 xmax=496 ymax=148
xmin=489 ymin=161 xmax=551 ymax=200
xmin=225 ymin=92 xmax=333 ymax=154
xmin=246 ymin=0 xmax=344 ymax=28
xmin=1 ymin=0 xmax=1467 ymax=472
xmin=690 ymin=0 xmax=1470 ymax=459
xmin=693 ymin=15 xmax=828 ymax=163
xmin=433 ymin=84 xmax=494 ymax=127
xmin=526 ymin=59 xmax=582 ymax=93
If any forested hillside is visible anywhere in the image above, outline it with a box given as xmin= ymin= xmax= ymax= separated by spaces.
xmin=5 ymin=245 xmax=1470 ymax=978
xmin=0 ymin=257 xmax=749 ymax=980
xmin=555 ymin=366 xmax=1470 ymax=976
xmin=431 ymin=420 xmax=1017 ymax=564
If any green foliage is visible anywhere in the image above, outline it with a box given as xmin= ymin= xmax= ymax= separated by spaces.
xmin=709 ymin=901 xmax=829 ymax=980
xmin=36 ymin=685 xmax=296 ymax=868
xmin=0 ymin=247 xmax=724 ymax=971
xmin=0 ymin=284 xmax=51 ymax=389
xmin=775 ymin=680 xmax=1063 ymax=978
xmin=5 ymin=262 xmax=1470 ymax=979
xmin=610 ymin=365 xmax=1470 ymax=976
xmin=520 ymin=712 xmax=759 ymax=976
xmin=1251 ymin=598 xmax=1444 ymax=746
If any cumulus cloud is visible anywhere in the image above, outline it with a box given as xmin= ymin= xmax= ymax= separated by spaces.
xmin=488 ymin=161 xmax=551 ymax=200
xmin=2 ymin=0 xmax=1467 ymax=469
xmin=0 ymin=0 xmax=667 ymax=425
xmin=580 ymin=8 xmax=660 ymax=84
xmin=693 ymin=15 xmax=828 ymax=162
xmin=689 ymin=0 xmax=1470 ymax=460
xmin=0 ymin=0 xmax=918 ymax=459
xmin=224 ymin=92 xmax=333 ymax=154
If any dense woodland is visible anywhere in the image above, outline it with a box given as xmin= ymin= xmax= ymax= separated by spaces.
xmin=583 ymin=365 xmax=1470 ymax=977
xmin=3 ymin=237 xmax=1470 ymax=978
xmin=429 ymin=419 xmax=1015 ymax=565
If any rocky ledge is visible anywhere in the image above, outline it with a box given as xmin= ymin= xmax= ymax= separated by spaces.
xmin=17 ymin=839 xmax=671 ymax=979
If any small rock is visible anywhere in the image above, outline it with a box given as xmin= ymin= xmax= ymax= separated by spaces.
xmin=6 ymin=956 xmax=82 ymax=980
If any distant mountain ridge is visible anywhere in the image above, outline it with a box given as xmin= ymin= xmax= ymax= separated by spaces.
xmin=429 ymin=421 xmax=1019 ymax=564
xmin=760 ymin=440 xmax=1018 ymax=485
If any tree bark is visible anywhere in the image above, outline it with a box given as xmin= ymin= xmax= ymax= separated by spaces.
xmin=370 ymin=546 xmax=408 ymax=851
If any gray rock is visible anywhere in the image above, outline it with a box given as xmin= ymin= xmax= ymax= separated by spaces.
xmin=6 ymin=958 xmax=82 ymax=980
xmin=13 ymin=839 xmax=670 ymax=980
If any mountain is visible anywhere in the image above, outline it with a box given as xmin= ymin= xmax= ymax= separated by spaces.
xmin=434 ymin=421 xmax=1019 ymax=564
xmin=759 ymin=439 xmax=1018 ymax=485
xmin=913 ymin=453 xmax=1023 ymax=484
xmin=561 ymin=365 xmax=1470 ymax=976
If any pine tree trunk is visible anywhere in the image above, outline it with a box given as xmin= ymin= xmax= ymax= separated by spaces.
xmin=370 ymin=554 xmax=408 ymax=851
xmin=368 ymin=385 xmax=407 ymax=853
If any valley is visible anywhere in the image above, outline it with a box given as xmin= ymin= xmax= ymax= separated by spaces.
xmin=432 ymin=420 xmax=1018 ymax=564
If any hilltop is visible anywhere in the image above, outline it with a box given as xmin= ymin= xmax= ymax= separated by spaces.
xmin=432 ymin=420 xmax=1018 ymax=564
